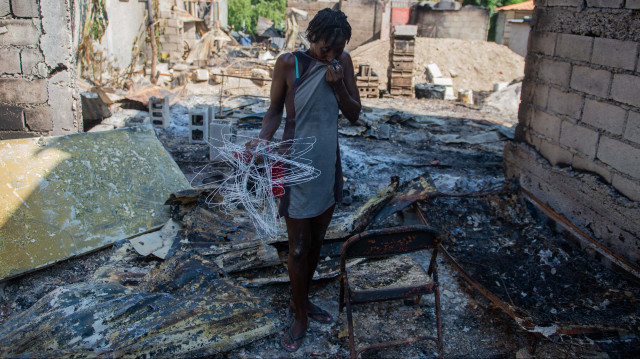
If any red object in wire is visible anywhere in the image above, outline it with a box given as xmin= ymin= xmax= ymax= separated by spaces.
xmin=271 ymin=160 xmax=285 ymax=198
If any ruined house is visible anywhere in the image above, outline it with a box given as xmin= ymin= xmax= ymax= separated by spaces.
xmin=505 ymin=0 xmax=640 ymax=271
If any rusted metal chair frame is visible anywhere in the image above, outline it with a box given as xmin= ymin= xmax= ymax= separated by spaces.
xmin=339 ymin=225 xmax=443 ymax=358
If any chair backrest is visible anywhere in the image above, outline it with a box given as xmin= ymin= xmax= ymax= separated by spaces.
xmin=341 ymin=225 xmax=440 ymax=260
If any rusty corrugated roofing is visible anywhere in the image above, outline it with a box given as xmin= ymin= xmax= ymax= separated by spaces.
xmin=495 ymin=0 xmax=534 ymax=11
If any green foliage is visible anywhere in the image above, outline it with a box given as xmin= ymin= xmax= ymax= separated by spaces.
xmin=228 ymin=0 xmax=286 ymax=35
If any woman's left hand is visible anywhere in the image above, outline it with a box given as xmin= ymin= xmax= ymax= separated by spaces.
xmin=325 ymin=63 xmax=344 ymax=89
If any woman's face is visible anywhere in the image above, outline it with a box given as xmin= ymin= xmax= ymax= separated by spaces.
xmin=308 ymin=36 xmax=346 ymax=63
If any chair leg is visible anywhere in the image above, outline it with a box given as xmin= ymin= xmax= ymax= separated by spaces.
xmin=339 ymin=276 xmax=345 ymax=313
xmin=346 ymin=298 xmax=357 ymax=359
xmin=434 ymin=284 xmax=443 ymax=358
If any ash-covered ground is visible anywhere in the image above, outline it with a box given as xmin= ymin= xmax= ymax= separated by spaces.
xmin=1 ymin=93 xmax=638 ymax=358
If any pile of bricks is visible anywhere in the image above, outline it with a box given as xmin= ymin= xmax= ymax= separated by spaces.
xmin=355 ymin=64 xmax=379 ymax=98
xmin=388 ymin=25 xmax=417 ymax=97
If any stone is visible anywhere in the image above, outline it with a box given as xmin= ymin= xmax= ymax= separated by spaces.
xmin=20 ymin=48 xmax=44 ymax=75
xmin=0 ymin=106 xmax=24 ymax=130
xmin=414 ymin=83 xmax=445 ymax=99
xmin=570 ymin=65 xmax=611 ymax=98
xmin=80 ymin=93 xmax=111 ymax=121
xmin=611 ymin=74 xmax=640 ymax=108
xmin=24 ymin=106 xmax=53 ymax=132
xmin=0 ymin=19 xmax=41 ymax=46
xmin=555 ymin=33 xmax=592 ymax=62
xmin=624 ymin=111 xmax=640 ymax=144
xmin=0 ymin=78 xmax=47 ymax=104
xmin=560 ymin=120 xmax=599 ymax=158
xmin=582 ymin=99 xmax=625 ymax=135
xmin=592 ymin=38 xmax=638 ymax=71
xmin=597 ymin=136 xmax=640 ymax=178
xmin=0 ymin=47 xmax=21 ymax=74
xmin=11 ymin=0 xmax=39 ymax=18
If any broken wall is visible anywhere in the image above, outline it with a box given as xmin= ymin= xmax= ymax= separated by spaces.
xmin=411 ymin=6 xmax=489 ymax=41
xmin=287 ymin=0 xmax=382 ymax=51
xmin=504 ymin=0 xmax=640 ymax=266
xmin=0 ymin=0 xmax=80 ymax=139
xmin=101 ymin=0 xmax=147 ymax=69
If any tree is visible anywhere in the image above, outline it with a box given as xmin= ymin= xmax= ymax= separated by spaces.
xmin=228 ymin=0 xmax=286 ymax=35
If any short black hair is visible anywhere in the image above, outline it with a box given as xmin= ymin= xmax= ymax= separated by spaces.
xmin=306 ymin=8 xmax=351 ymax=45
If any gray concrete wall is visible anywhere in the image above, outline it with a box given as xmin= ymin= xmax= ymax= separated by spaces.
xmin=287 ymin=0 xmax=381 ymax=52
xmin=412 ymin=6 xmax=489 ymax=41
xmin=102 ymin=0 xmax=147 ymax=69
xmin=504 ymin=0 xmax=640 ymax=266
xmin=0 ymin=0 xmax=80 ymax=139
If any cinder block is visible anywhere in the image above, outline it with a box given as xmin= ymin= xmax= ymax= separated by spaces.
xmin=0 ymin=131 xmax=37 ymax=140
xmin=209 ymin=118 xmax=232 ymax=161
xmin=592 ymin=38 xmax=638 ymax=71
xmin=527 ymin=31 xmax=556 ymax=56
xmin=586 ymin=0 xmax=623 ymax=6
xmin=0 ymin=0 xmax=10 ymax=17
xmin=24 ymin=106 xmax=53 ymax=131
xmin=547 ymin=0 xmax=581 ymax=5
xmin=0 ymin=78 xmax=47 ymax=104
xmin=547 ymin=87 xmax=583 ymax=119
xmin=560 ymin=120 xmax=599 ymax=158
xmin=167 ymin=19 xmax=183 ymax=28
xmin=0 ymin=105 xmax=24 ymax=130
xmin=572 ymin=155 xmax=612 ymax=183
xmin=570 ymin=65 xmax=611 ymax=97
xmin=624 ymin=111 xmax=640 ymax=144
xmin=611 ymin=174 xmax=640 ymax=201
xmin=531 ymin=109 xmax=562 ymax=141
xmin=556 ymin=33 xmax=592 ymax=62
xmin=189 ymin=105 xmax=210 ymax=144
xmin=148 ymin=96 xmax=170 ymax=128
xmin=582 ymin=99 xmax=625 ymax=135
xmin=0 ymin=20 xmax=41 ymax=46
xmin=11 ymin=0 xmax=39 ymax=17
xmin=597 ymin=136 xmax=640 ymax=178
xmin=526 ymin=127 xmax=544 ymax=149
xmin=627 ymin=0 xmax=640 ymax=9
xmin=0 ymin=47 xmax=21 ymax=74
xmin=611 ymin=73 xmax=640 ymax=108
xmin=538 ymin=58 xmax=571 ymax=87
xmin=533 ymin=83 xmax=549 ymax=109
xmin=539 ymin=139 xmax=573 ymax=166
xmin=20 ymin=48 xmax=44 ymax=75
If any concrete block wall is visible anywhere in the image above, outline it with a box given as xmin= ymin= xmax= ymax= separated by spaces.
xmin=0 ymin=0 xmax=80 ymax=140
xmin=412 ymin=6 xmax=490 ymax=41
xmin=505 ymin=0 xmax=640 ymax=266
xmin=287 ymin=0 xmax=380 ymax=52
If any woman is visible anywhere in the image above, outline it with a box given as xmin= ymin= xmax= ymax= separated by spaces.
xmin=247 ymin=8 xmax=361 ymax=352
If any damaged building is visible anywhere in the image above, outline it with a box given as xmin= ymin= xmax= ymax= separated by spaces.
xmin=1 ymin=0 xmax=639 ymax=358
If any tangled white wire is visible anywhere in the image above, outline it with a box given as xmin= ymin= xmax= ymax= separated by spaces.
xmin=198 ymin=134 xmax=321 ymax=239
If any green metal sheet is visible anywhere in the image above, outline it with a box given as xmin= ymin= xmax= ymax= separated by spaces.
xmin=0 ymin=125 xmax=191 ymax=280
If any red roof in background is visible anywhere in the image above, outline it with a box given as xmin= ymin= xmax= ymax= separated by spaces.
xmin=494 ymin=0 xmax=535 ymax=11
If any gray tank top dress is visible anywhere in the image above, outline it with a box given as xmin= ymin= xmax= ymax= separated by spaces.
xmin=278 ymin=51 xmax=344 ymax=219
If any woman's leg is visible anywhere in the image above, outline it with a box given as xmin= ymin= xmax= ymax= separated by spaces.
xmin=284 ymin=216 xmax=313 ymax=343
xmin=283 ymin=205 xmax=336 ymax=346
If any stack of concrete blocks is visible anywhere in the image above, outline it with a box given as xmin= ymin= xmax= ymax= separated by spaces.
xmin=148 ymin=96 xmax=171 ymax=128
xmin=209 ymin=118 xmax=232 ymax=161
xmin=355 ymin=64 xmax=379 ymax=98
xmin=504 ymin=0 xmax=640 ymax=268
xmin=425 ymin=63 xmax=456 ymax=100
xmin=157 ymin=8 xmax=185 ymax=62
xmin=189 ymin=105 xmax=210 ymax=144
xmin=388 ymin=25 xmax=417 ymax=97
xmin=0 ymin=0 xmax=80 ymax=139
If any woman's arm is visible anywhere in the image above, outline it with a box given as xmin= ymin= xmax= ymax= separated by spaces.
xmin=325 ymin=51 xmax=361 ymax=123
xmin=247 ymin=53 xmax=296 ymax=149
